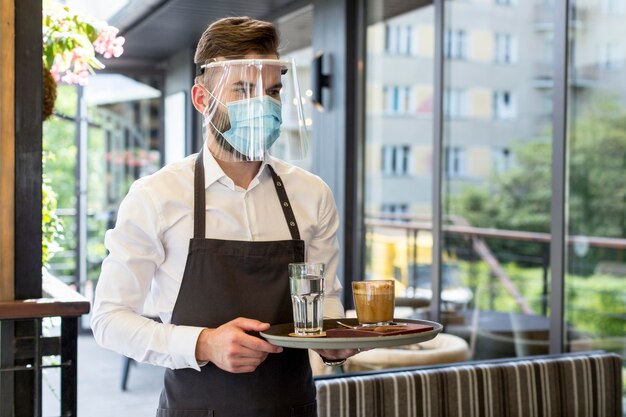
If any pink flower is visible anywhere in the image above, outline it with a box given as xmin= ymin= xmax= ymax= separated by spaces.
xmin=43 ymin=4 xmax=124 ymax=85
xmin=94 ymin=26 xmax=125 ymax=59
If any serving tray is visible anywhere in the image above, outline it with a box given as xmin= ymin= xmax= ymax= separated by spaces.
xmin=260 ymin=318 xmax=442 ymax=349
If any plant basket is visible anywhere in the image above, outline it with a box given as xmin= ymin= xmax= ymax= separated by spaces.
xmin=43 ymin=64 xmax=57 ymax=121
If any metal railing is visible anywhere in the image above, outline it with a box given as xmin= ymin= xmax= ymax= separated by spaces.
xmin=0 ymin=273 xmax=90 ymax=417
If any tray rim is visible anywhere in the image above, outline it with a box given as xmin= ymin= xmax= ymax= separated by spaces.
xmin=260 ymin=318 xmax=443 ymax=349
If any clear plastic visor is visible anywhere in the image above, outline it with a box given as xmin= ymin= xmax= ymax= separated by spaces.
xmin=197 ymin=58 xmax=309 ymax=162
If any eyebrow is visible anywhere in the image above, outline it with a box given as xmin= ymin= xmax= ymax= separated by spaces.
xmin=231 ymin=81 xmax=283 ymax=90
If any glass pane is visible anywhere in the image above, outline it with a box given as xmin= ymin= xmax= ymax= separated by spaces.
xmin=43 ymin=76 xmax=163 ymax=329
xmin=442 ymin=0 xmax=555 ymax=360
xmin=43 ymin=85 xmax=78 ymax=284
xmin=83 ymin=75 xmax=163 ymax=309
xmin=275 ymin=6 xmax=315 ymax=172
xmin=566 ymin=0 xmax=626 ymax=404
xmin=364 ymin=0 xmax=435 ymax=318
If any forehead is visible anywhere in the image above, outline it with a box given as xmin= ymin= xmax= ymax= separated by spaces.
xmin=221 ymin=63 xmax=283 ymax=85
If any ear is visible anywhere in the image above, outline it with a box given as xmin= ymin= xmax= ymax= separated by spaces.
xmin=191 ymin=84 xmax=208 ymax=114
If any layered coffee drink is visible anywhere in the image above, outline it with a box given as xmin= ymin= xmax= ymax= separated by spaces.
xmin=352 ymin=280 xmax=395 ymax=324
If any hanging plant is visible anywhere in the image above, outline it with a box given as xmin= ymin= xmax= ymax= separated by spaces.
xmin=42 ymin=1 xmax=125 ymax=120
xmin=41 ymin=2 xmax=125 ymax=268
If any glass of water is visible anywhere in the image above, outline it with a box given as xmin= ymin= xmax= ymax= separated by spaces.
xmin=289 ymin=262 xmax=325 ymax=335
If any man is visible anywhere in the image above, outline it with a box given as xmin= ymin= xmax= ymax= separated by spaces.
xmin=91 ymin=16 xmax=357 ymax=416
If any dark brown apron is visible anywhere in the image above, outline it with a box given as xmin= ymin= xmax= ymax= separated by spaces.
xmin=156 ymin=151 xmax=316 ymax=417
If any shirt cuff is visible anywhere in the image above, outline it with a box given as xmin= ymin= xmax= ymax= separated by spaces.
xmin=168 ymin=325 xmax=206 ymax=371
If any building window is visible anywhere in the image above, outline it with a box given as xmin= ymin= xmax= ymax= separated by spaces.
xmin=495 ymin=0 xmax=514 ymax=5
xmin=601 ymin=0 xmax=625 ymax=14
xmin=382 ymin=145 xmax=412 ymax=176
xmin=493 ymin=91 xmax=516 ymax=119
xmin=495 ymin=33 xmax=517 ymax=64
xmin=381 ymin=203 xmax=409 ymax=217
xmin=444 ymin=88 xmax=468 ymax=118
xmin=599 ymin=43 xmax=624 ymax=70
xmin=385 ymin=24 xmax=413 ymax=55
xmin=492 ymin=147 xmax=512 ymax=173
xmin=445 ymin=147 xmax=466 ymax=178
xmin=383 ymin=86 xmax=414 ymax=114
xmin=444 ymin=29 xmax=467 ymax=60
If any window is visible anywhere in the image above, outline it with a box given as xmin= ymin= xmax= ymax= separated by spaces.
xmin=495 ymin=0 xmax=514 ymax=5
xmin=492 ymin=147 xmax=512 ymax=173
xmin=381 ymin=203 xmax=409 ymax=217
xmin=382 ymin=145 xmax=412 ymax=176
xmin=383 ymin=85 xmax=414 ymax=114
xmin=444 ymin=88 xmax=468 ymax=118
xmin=599 ymin=43 xmax=624 ymax=70
xmin=444 ymin=29 xmax=467 ymax=60
xmin=493 ymin=91 xmax=516 ymax=119
xmin=601 ymin=0 xmax=625 ymax=14
xmin=495 ymin=33 xmax=517 ymax=64
xmin=385 ymin=24 xmax=413 ymax=55
xmin=445 ymin=147 xmax=466 ymax=177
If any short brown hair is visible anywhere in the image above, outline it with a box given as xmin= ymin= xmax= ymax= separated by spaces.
xmin=194 ymin=17 xmax=280 ymax=81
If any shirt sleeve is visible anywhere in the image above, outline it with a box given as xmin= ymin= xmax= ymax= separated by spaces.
xmin=90 ymin=182 xmax=205 ymax=371
xmin=308 ymin=182 xmax=345 ymax=319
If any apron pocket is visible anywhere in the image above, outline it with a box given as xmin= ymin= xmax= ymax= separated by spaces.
xmin=156 ymin=409 xmax=214 ymax=417
xmin=291 ymin=401 xmax=317 ymax=417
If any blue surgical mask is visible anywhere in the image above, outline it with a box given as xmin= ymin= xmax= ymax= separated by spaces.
xmin=222 ymin=96 xmax=282 ymax=157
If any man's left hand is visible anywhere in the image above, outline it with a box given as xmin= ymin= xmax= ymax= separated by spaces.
xmin=313 ymin=348 xmax=368 ymax=366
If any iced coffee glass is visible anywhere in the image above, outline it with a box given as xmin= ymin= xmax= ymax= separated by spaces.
xmin=352 ymin=280 xmax=395 ymax=325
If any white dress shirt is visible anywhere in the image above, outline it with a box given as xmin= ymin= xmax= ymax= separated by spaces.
xmin=91 ymin=149 xmax=344 ymax=371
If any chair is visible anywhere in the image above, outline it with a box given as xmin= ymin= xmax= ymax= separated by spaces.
xmin=344 ymin=333 xmax=469 ymax=372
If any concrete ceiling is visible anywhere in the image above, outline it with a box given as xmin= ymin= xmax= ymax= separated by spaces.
xmin=104 ymin=0 xmax=310 ymax=71
xmin=103 ymin=0 xmax=433 ymax=72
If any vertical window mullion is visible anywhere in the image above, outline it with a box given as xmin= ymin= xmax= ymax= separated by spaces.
xmin=549 ymin=0 xmax=570 ymax=355
xmin=431 ymin=0 xmax=445 ymax=322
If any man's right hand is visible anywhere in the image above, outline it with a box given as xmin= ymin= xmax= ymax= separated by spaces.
xmin=195 ymin=317 xmax=283 ymax=373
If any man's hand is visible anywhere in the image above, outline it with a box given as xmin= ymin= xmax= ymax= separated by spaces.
xmin=195 ymin=317 xmax=283 ymax=373
xmin=313 ymin=348 xmax=368 ymax=364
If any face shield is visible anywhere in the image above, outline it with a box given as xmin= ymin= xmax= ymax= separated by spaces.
xmin=198 ymin=57 xmax=309 ymax=162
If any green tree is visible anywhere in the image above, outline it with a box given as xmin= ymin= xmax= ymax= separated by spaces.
xmin=568 ymin=98 xmax=626 ymax=238
xmin=451 ymin=95 xmax=626 ymax=267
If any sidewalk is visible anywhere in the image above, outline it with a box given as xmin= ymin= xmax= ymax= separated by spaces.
xmin=43 ymin=334 xmax=164 ymax=416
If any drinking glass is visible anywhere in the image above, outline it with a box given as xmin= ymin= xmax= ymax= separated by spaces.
xmin=352 ymin=280 xmax=395 ymax=326
xmin=289 ymin=262 xmax=325 ymax=335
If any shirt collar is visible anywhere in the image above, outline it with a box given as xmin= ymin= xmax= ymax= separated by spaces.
xmin=201 ymin=147 xmax=276 ymax=190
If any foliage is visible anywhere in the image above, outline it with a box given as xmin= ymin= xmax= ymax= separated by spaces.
xmin=43 ymin=85 xmax=77 ymax=209
xmin=458 ymin=260 xmax=626 ymax=339
xmin=567 ymin=98 xmax=626 ymax=238
xmin=42 ymin=2 xmax=124 ymax=267
xmin=42 ymin=153 xmax=64 ymax=267
xmin=42 ymin=1 xmax=124 ymax=85
xmin=450 ymin=140 xmax=552 ymax=233
xmin=450 ymin=95 xmax=626 ymax=267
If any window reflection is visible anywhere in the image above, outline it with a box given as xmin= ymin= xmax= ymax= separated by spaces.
xmin=566 ymin=0 xmax=626 ymax=390
xmin=364 ymin=2 xmax=434 ymax=306
xmin=274 ymin=6 xmax=314 ymax=172
xmin=362 ymin=0 xmax=623 ymax=369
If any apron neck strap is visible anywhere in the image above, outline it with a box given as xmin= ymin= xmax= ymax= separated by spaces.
xmin=194 ymin=149 xmax=206 ymax=239
xmin=193 ymin=150 xmax=302 ymax=241
xmin=267 ymin=165 xmax=301 ymax=241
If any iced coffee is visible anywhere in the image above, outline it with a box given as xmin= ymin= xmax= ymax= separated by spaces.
xmin=352 ymin=280 xmax=395 ymax=325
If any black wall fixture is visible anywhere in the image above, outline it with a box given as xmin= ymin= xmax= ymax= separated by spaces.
xmin=311 ymin=52 xmax=331 ymax=111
